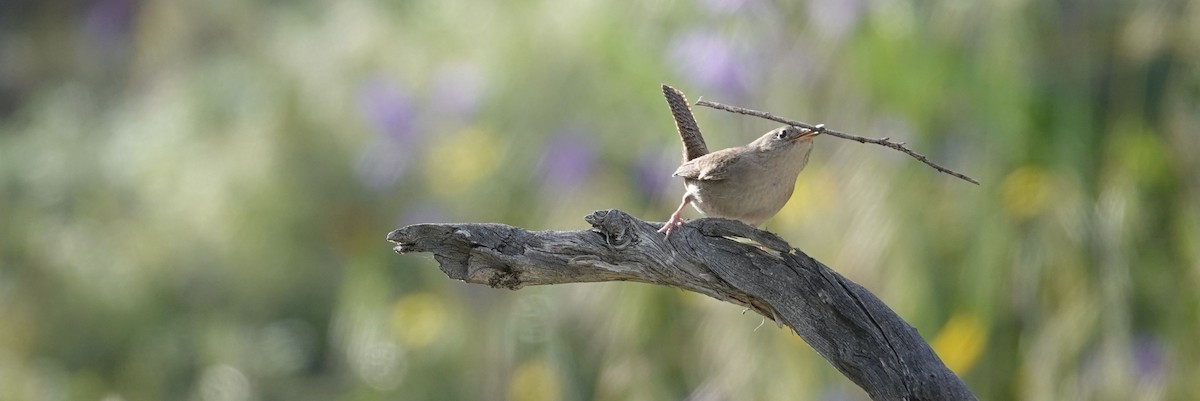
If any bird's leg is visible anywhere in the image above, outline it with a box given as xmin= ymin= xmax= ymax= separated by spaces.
xmin=659 ymin=193 xmax=694 ymax=237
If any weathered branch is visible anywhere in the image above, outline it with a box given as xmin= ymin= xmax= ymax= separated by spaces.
xmin=695 ymin=99 xmax=980 ymax=185
xmin=387 ymin=210 xmax=976 ymax=400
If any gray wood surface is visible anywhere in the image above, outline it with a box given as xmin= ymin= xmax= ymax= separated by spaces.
xmin=387 ymin=209 xmax=977 ymax=400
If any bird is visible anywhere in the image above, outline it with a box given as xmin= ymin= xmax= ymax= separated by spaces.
xmin=658 ymin=85 xmax=819 ymax=237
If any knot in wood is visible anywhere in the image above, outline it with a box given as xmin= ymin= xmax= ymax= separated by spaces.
xmin=585 ymin=209 xmax=637 ymax=249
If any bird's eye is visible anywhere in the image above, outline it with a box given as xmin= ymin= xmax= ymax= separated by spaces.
xmin=776 ymin=130 xmax=787 ymax=139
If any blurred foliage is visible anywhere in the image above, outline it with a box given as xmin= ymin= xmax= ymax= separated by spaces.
xmin=1 ymin=0 xmax=1198 ymax=400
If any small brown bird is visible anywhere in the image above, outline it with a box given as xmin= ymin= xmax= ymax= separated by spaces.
xmin=659 ymin=85 xmax=819 ymax=236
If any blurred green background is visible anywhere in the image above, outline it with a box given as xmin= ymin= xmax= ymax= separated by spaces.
xmin=1 ymin=0 xmax=1197 ymax=400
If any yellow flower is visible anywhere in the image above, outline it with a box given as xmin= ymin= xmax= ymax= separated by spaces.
xmin=774 ymin=167 xmax=836 ymax=226
xmin=931 ymin=313 xmax=987 ymax=374
xmin=1000 ymin=166 xmax=1051 ymax=220
xmin=509 ymin=360 xmax=561 ymax=401
xmin=390 ymin=292 xmax=448 ymax=348
xmin=425 ymin=127 xmax=507 ymax=197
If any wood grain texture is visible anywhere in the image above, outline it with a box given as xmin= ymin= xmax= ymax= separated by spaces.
xmin=387 ymin=210 xmax=977 ymax=401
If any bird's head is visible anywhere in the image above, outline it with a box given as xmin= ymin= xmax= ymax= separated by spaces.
xmin=752 ymin=126 xmax=820 ymax=153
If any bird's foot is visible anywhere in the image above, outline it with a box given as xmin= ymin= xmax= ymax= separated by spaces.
xmin=658 ymin=215 xmax=686 ymax=238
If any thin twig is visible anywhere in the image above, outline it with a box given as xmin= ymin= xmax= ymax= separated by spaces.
xmin=695 ymin=99 xmax=980 ymax=185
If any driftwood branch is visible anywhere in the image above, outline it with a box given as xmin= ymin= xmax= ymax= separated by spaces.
xmin=695 ymin=99 xmax=980 ymax=185
xmin=387 ymin=210 xmax=976 ymax=400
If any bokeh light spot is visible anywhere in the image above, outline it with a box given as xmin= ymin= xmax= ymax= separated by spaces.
xmin=425 ymin=127 xmax=507 ymax=197
xmin=775 ymin=167 xmax=836 ymax=226
xmin=1109 ymin=123 xmax=1170 ymax=187
xmin=1000 ymin=166 xmax=1051 ymax=220
xmin=931 ymin=313 xmax=987 ymax=374
xmin=197 ymin=365 xmax=251 ymax=401
xmin=508 ymin=360 xmax=561 ymax=401
xmin=390 ymin=292 xmax=448 ymax=348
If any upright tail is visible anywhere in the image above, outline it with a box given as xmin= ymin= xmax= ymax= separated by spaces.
xmin=662 ymin=84 xmax=708 ymax=161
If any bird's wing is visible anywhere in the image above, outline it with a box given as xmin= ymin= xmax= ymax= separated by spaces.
xmin=673 ymin=149 xmax=742 ymax=181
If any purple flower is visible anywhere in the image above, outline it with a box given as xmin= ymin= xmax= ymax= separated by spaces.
xmin=538 ymin=128 xmax=597 ymax=191
xmin=82 ymin=0 xmax=138 ymax=58
xmin=84 ymin=0 xmax=137 ymax=41
xmin=635 ymin=150 xmax=676 ymax=199
xmin=358 ymin=77 xmax=415 ymax=143
xmin=667 ymin=30 xmax=747 ymax=100
xmin=1132 ymin=335 xmax=1165 ymax=382
xmin=356 ymin=77 xmax=416 ymax=189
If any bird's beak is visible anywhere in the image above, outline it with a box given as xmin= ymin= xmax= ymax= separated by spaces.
xmin=794 ymin=128 xmax=820 ymax=140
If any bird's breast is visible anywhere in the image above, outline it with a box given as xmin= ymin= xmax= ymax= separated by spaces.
xmin=684 ymin=175 xmax=796 ymax=226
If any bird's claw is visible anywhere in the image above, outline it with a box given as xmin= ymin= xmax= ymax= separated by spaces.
xmin=658 ymin=216 xmax=685 ymax=238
